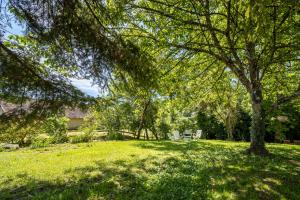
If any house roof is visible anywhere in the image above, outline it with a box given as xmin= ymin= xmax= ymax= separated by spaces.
xmin=65 ymin=108 xmax=87 ymax=119
xmin=0 ymin=101 xmax=87 ymax=119
xmin=0 ymin=101 xmax=30 ymax=113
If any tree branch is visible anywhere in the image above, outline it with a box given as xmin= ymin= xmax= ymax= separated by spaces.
xmin=268 ymin=85 xmax=300 ymax=113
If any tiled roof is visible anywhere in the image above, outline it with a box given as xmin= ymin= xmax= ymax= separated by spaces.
xmin=0 ymin=101 xmax=86 ymax=119
xmin=65 ymin=108 xmax=87 ymax=119
xmin=0 ymin=101 xmax=30 ymax=113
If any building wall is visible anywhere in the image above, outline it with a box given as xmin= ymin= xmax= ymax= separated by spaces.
xmin=68 ymin=118 xmax=84 ymax=130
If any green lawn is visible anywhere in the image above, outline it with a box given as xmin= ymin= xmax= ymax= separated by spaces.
xmin=0 ymin=140 xmax=299 ymax=200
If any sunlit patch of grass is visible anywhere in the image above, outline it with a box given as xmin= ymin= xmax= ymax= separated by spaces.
xmin=0 ymin=140 xmax=299 ymax=199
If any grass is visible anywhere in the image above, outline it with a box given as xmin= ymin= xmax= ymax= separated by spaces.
xmin=0 ymin=140 xmax=299 ymax=200
xmin=67 ymin=131 xmax=135 ymax=141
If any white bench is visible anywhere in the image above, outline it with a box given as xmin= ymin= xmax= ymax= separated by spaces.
xmin=183 ymin=129 xmax=192 ymax=141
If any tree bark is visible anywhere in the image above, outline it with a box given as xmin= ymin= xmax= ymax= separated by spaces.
xmin=136 ymin=99 xmax=151 ymax=139
xmin=145 ymin=128 xmax=149 ymax=140
xmin=150 ymin=127 xmax=159 ymax=140
xmin=225 ymin=112 xmax=235 ymax=141
xmin=247 ymin=87 xmax=269 ymax=156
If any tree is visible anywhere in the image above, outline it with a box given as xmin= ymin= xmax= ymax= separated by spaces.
xmin=120 ymin=0 xmax=300 ymax=155
xmin=0 ymin=0 xmax=156 ymax=125
xmin=94 ymin=70 xmax=159 ymax=140
xmin=42 ymin=115 xmax=69 ymax=143
xmin=233 ymin=109 xmax=252 ymax=141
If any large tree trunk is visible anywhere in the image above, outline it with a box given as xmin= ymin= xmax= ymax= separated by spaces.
xmin=247 ymin=87 xmax=269 ymax=156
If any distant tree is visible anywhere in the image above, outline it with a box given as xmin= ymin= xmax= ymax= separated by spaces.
xmin=265 ymin=102 xmax=300 ymax=143
xmin=233 ymin=109 xmax=251 ymax=141
xmin=197 ymin=111 xmax=226 ymax=140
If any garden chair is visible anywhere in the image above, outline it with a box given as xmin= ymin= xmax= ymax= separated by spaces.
xmin=173 ymin=130 xmax=181 ymax=141
xmin=183 ymin=129 xmax=192 ymax=141
xmin=167 ymin=133 xmax=175 ymax=141
xmin=194 ymin=130 xmax=202 ymax=139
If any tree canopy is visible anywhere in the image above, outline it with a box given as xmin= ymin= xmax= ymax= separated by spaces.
xmin=0 ymin=0 xmax=300 ymax=155
xmin=0 ymin=0 xmax=157 ymax=123
xmin=115 ymin=0 xmax=300 ymax=155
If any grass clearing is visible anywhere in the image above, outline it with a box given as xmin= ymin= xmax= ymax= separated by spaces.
xmin=0 ymin=140 xmax=299 ymax=199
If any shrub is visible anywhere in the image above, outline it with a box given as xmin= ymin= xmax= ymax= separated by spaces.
xmin=173 ymin=117 xmax=196 ymax=134
xmin=42 ymin=116 xmax=69 ymax=144
xmin=31 ymin=135 xmax=51 ymax=148
xmin=233 ymin=110 xmax=251 ymax=141
xmin=69 ymin=134 xmax=93 ymax=144
xmin=79 ymin=116 xmax=97 ymax=141
xmin=157 ymin=121 xmax=171 ymax=139
xmin=50 ymin=134 xmax=68 ymax=144
xmin=106 ymin=132 xmax=124 ymax=140
xmin=0 ymin=122 xmax=42 ymax=147
xmin=196 ymin=112 xmax=226 ymax=139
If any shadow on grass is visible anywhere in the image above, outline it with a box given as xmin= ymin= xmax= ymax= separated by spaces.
xmin=1 ymin=141 xmax=299 ymax=199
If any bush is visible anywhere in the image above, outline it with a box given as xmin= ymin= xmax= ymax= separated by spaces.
xmin=106 ymin=132 xmax=124 ymax=140
xmin=79 ymin=116 xmax=97 ymax=140
xmin=233 ymin=110 xmax=251 ymax=141
xmin=42 ymin=116 xmax=69 ymax=144
xmin=31 ymin=136 xmax=51 ymax=148
xmin=157 ymin=121 xmax=171 ymax=139
xmin=50 ymin=134 xmax=68 ymax=144
xmin=173 ymin=117 xmax=196 ymax=134
xmin=69 ymin=134 xmax=93 ymax=144
xmin=197 ymin=112 xmax=226 ymax=139
xmin=0 ymin=122 xmax=42 ymax=147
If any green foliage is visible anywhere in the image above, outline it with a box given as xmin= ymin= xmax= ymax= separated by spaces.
xmin=197 ymin=112 xmax=227 ymax=140
xmin=106 ymin=132 xmax=124 ymax=141
xmin=118 ymin=0 xmax=300 ymax=154
xmin=0 ymin=35 xmax=89 ymax=125
xmin=95 ymin=99 xmax=128 ymax=133
xmin=42 ymin=116 xmax=69 ymax=144
xmin=265 ymin=102 xmax=300 ymax=143
xmin=157 ymin=120 xmax=171 ymax=139
xmin=1 ymin=0 xmax=299 ymax=155
xmin=0 ymin=122 xmax=42 ymax=146
xmin=174 ymin=117 xmax=196 ymax=134
xmin=31 ymin=135 xmax=51 ymax=148
xmin=69 ymin=134 xmax=93 ymax=144
xmin=233 ymin=110 xmax=251 ymax=141
xmin=78 ymin=115 xmax=98 ymax=143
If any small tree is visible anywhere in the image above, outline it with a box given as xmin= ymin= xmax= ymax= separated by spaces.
xmin=197 ymin=112 xmax=226 ymax=140
xmin=80 ymin=115 xmax=98 ymax=136
xmin=233 ymin=109 xmax=252 ymax=141
xmin=42 ymin=116 xmax=69 ymax=143
xmin=157 ymin=120 xmax=171 ymax=140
